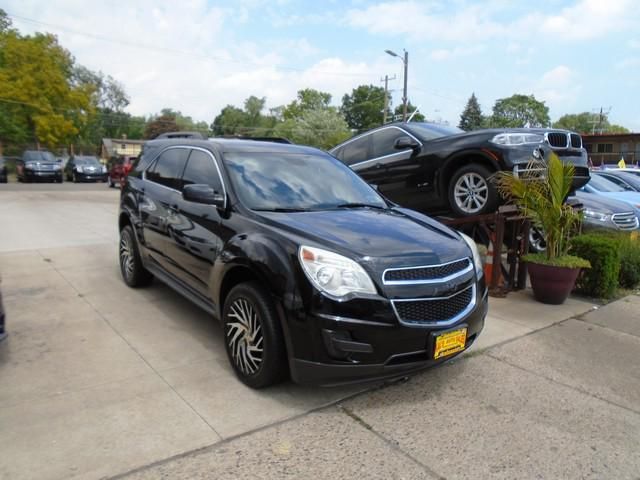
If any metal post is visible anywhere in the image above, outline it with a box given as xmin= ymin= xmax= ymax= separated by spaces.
xmin=402 ymin=50 xmax=408 ymax=122
xmin=381 ymin=75 xmax=390 ymax=124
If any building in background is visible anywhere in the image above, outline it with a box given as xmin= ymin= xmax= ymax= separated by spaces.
xmin=101 ymin=136 xmax=144 ymax=163
xmin=582 ymin=133 xmax=640 ymax=167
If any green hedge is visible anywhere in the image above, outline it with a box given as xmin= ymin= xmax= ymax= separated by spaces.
xmin=603 ymin=233 xmax=640 ymax=289
xmin=570 ymin=234 xmax=620 ymax=299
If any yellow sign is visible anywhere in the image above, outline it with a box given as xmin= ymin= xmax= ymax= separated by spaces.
xmin=434 ymin=328 xmax=467 ymax=359
xmin=618 ymin=158 xmax=627 ymax=169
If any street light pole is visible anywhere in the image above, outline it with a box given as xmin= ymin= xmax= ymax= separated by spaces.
xmin=385 ymin=48 xmax=409 ymax=122
xmin=402 ymin=50 xmax=408 ymax=122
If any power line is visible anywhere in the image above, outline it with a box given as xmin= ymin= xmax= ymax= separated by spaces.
xmin=7 ymin=12 xmax=376 ymax=78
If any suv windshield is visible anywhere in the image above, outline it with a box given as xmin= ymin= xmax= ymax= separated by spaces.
xmin=224 ymin=152 xmax=387 ymax=211
xmin=405 ymin=123 xmax=463 ymax=141
xmin=24 ymin=151 xmax=56 ymax=163
xmin=75 ymin=156 xmax=101 ymax=166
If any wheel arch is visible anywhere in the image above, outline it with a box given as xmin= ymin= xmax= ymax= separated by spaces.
xmin=438 ymin=151 xmax=501 ymax=196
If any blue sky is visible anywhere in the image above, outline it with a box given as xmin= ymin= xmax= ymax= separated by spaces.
xmin=5 ymin=0 xmax=640 ymax=130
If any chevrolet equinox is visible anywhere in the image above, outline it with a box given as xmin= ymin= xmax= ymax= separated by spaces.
xmin=118 ymin=133 xmax=488 ymax=388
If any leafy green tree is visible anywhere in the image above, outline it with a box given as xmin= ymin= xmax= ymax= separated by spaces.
xmin=489 ymin=94 xmax=550 ymax=128
xmin=341 ymin=85 xmax=386 ymax=131
xmin=283 ymin=89 xmax=332 ymax=120
xmin=458 ymin=93 xmax=484 ymax=131
xmin=211 ymin=96 xmax=277 ymax=137
xmin=211 ymin=105 xmax=247 ymax=136
xmin=276 ymin=108 xmax=350 ymax=150
xmin=143 ymin=113 xmax=179 ymax=139
xmin=394 ymin=101 xmax=425 ymax=122
xmin=0 ymin=25 xmax=94 ymax=149
xmin=553 ymin=112 xmax=629 ymax=134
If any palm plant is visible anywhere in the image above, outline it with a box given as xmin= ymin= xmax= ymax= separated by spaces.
xmin=494 ymin=152 xmax=588 ymax=267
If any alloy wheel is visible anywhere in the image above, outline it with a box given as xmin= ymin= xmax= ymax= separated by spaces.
xmin=225 ymin=298 xmax=264 ymax=375
xmin=453 ymin=172 xmax=489 ymax=214
xmin=529 ymin=227 xmax=547 ymax=253
xmin=119 ymin=233 xmax=135 ymax=280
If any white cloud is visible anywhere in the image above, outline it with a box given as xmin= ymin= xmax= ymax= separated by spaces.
xmin=533 ymin=65 xmax=581 ymax=105
xmin=616 ymin=57 xmax=640 ymax=69
xmin=430 ymin=45 xmax=486 ymax=61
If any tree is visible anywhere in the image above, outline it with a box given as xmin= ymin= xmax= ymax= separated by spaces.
xmin=0 ymin=27 xmax=94 ymax=150
xmin=341 ymin=85 xmax=386 ymax=132
xmin=553 ymin=111 xmax=629 ymax=134
xmin=211 ymin=95 xmax=277 ymax=137
xmin=283 ymin=88 xmax=332 ymax=120
xmin=489 ymin=94 xmax=550 ymax=128
xmin=143 ymin=113 xmax=178 ymax=139
xmin=458 ymin=93 xmax=484 ymax=131
xmin=276 ymin=108 xmax=350 ymax=150
xmin=394 ymin=101 xmax=425 ymax=122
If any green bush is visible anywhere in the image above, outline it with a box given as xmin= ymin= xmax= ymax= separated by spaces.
xmin=570 ymin=234 xmax=620 ymax=298
xmin=609 ymin=233 xmax=640 ymax=289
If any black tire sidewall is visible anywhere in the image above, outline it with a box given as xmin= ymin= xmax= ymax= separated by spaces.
xmin=119 ymin=225 xmax=152 ymax=288
xmin=448 ymin=164 xmax=498 ymax=217
xmin=222 ymin=282 xmax=287 ymax=389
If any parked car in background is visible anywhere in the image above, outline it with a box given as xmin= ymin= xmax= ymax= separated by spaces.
xmin=594 ymin=170 xmax=640 ymax=192
xmin=107 ymin=156 xmax=135 ymax=188
xmin=0 ymin=277 xmax=6 ymax=342
xmin=0 ymin=156 xmax=7 ymax=183
xmin=580 ymin=175 xmax=640 ymax=210
xmin=17 ymin=150 xmax=63 ymax=183
xmin=329 ymin=123 xmax=590 ymax=217
xmin=575 ymin=190 xmax=639 ymax=231
xmin=64 ymin=155 xmax=108 ymax=182
xmin=118 ymin=133 xmax=487 ymax=388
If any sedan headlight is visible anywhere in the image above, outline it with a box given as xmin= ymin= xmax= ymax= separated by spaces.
xmin=490 ymin=133 xmax=544 ymax=146
xmin=583 ymin=209 xmax=611 ymax=222
xmin=76 ymin=166 xmax=84 ymax=173
xmin=460 ymin=233 xmax=483 ymax=277
xmin=299 ymin=246 xmax=377 ymax=300
xmin=102 ymin=165 xmax=107 ymax=173
xmin=53 ymin=164 xmax=61 ymax=171
xmin=25 ymin=162 xmax=35 ymax=170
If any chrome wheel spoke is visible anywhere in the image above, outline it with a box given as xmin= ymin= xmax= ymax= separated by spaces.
xmin=226 ymin=297 xmax=264 ymax=375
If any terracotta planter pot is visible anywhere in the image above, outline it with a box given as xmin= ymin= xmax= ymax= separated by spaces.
xmin=527 ymin=262 xmax=581 ymax=305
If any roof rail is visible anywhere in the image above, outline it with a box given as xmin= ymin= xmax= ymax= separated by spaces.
xmin=155 ymin=131 xmax=206 ymax=140
xmin=217 ymin=136 xmax=292 ymax=144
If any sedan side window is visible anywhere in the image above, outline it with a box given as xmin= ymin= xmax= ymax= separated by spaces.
xmin=146 ymin=148 xmax=189 ymax=190
xmin=371 ymin=128 xmax=409 ymax=158
xmin=182 ymin=149 xmax=223 ymax=193
xmin=342 ymin=135 xmax=371 ymax=165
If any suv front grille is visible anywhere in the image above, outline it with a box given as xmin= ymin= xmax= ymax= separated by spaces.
xmin=383 ymin=258 xmax=471 ymax=284
xmin=612 ymin=213 xmax=639 ymax=230
xmin=392 ymin=285 xmax=475 ymax=325
xmin=570 ymin=133 xmax=582 ymax=148
xmin=546 ymin=132 xmax=568 ymax=148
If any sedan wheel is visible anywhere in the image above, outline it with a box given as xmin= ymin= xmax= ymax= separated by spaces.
xmin=453 ymin=173 xmax=489 ymax=214
xmin=223 ymin=282 xmax=287 ymax=388
xmin=529 ymin=227 xmax=547 ymax=253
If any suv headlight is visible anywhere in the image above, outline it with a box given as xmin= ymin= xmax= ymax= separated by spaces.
xmin=490 ymin=133 xmax=544 ymax=146
xmin=299 ymin=246 xmax=377 ymax=300
xmin=25 ymin=162 xmax=35 ymax=170
xmin=460 ymin=233 xmax=483 ymax=277
xmin=583 ymin=209 xmax=610 ymax=222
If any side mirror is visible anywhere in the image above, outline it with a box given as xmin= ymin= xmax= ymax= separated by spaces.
xmin=183 ymin=184 xmax=225 ymax=208
xmin=394 ymin=136 xmax=420 ymax=151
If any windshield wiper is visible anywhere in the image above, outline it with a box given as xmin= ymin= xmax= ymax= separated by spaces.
xmin=334 ymin=203 xmax=386 ymax=210
xmin=254 ymin=207 xmax=314 ymax=212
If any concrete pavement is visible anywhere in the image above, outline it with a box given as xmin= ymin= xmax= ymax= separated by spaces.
xmin=2 ymin=183 xmax=637 ymax=480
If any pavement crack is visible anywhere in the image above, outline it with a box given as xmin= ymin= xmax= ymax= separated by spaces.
xmin=485 ymin=351 xmax=640 ymax=417
xmin=339 ymin=405 xmax=447 ymax=480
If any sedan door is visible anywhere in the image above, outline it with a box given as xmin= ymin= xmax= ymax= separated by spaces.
xmin=163 ymin=148 xmax=225 ymax=299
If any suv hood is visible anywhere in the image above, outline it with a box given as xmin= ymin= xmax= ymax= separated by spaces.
xmin=258 ymin=208 xmax=470 ymax=267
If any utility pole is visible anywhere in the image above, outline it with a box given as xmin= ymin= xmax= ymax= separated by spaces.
xmin=380 ymin=74 xmax=396 ymax=124
xmin=402 ymin=50 xmax=409 ymax=122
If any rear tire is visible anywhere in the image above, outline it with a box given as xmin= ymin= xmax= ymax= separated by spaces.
xmin=119 ymin=225 xmax=153 ymax=288
xmin=108 ymin=176 xmax=115 ymax=188
xmin=222 ymin=282 xmax=288 ymax=388
xmin=448 ymin=164 xmax=498 ymax=217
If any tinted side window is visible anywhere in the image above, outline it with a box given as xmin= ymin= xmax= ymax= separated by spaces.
xmin=342 ymin=136 xmax=371 ymax=165
xmin=371 ymin=128 xmax=408 ymax=158
xmin=146 ymin=148 xmax=189 ymax=190
xmin=182 ymin=150 xmax=223 ymax=193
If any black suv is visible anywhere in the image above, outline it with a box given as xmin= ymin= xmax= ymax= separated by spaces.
xmin=330 ymin=123 xmax=590 ymax=217
xmin=17 ymin=150 xmax=63 ymax=183
xmin=118 ymin=133 xmax=487 ymax=388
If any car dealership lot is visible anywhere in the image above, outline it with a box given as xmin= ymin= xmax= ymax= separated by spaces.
xmin=1 ymin=183 xmax=639 ymax=480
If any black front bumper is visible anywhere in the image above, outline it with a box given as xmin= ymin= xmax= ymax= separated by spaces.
xmin=24 ymin=170 xmax=62 ymax=182
xmin=75 ymin=172 xmax=107 ymax=182
xmin=289 ymin=286 xmax=488 ymax=387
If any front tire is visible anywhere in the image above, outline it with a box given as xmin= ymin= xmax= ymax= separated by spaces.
xmin=119 ymin=225 xmax=153 ymax=288
xmin=72 ymin=172 xmax=78 ymax=183
xmin=448 ymin=164 xmax=498 ymax=217
xmin=223 ymin=282 xmax=288 ymax=388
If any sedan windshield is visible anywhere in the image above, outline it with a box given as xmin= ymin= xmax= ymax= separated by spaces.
xmin=75 ymin=156 xmax=101 ymax=166
xmin=589 ymin=174 xmax=628 ymax=192
xmin=405 ymin=123 xmax=463 ymax=141
xmin=224 ymin=152 xmax=387 ymax=211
